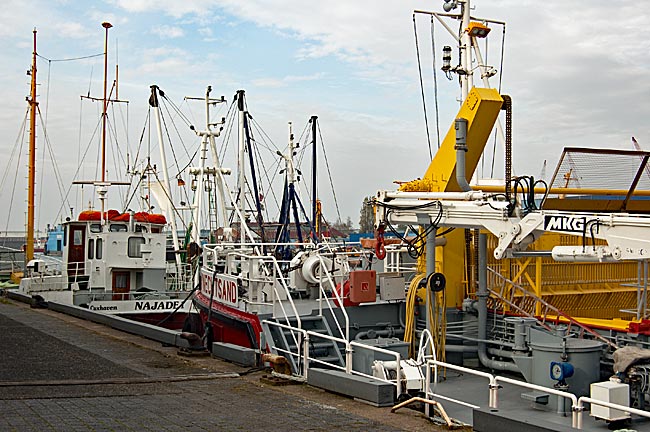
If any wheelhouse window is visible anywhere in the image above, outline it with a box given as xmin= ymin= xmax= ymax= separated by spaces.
xmin=90 ymin=224 xmax=102 ymax=233
xmin=88 ymin=239 xmax=95 ymax=259
xmin=127 ymin=237 xmax=145 ymax=258
xmin=135 ymin=224 xmax=148 ymax=233
xmin=73 ymin=230 xmax=83 ymax=246
xmin=96 ymin=238 xmax=103 ymax=259
xmin=109 ymin=224 xmax=128 ymax=232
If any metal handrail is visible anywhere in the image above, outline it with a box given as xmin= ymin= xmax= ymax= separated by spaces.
xmin=316 ymin=255 xmax=349 ymax=342
xmin=262 ymin=320 xmax=308 ymax=377
xmin=487 ymin=266 xmax=618 ymax=349
xmin=494 ymin=375 xmax=578 ymax=427
xmin=262 ymin=319 xmax=403 ymax=395
xmin=226 ymin=251 xmax=302 ymax=333
xmin=576 ymin=395 xmax=650 ymax=429
xmin=424 ymin=358 xmax=587 ymax=429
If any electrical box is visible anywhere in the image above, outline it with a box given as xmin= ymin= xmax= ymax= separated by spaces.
xmin=590 ymin=381 xmax=630 ymax=421
xmin=379 ymin=275 xmax=405 ymax=301
xmin=349 ymin=270 xmax=377 ymax=303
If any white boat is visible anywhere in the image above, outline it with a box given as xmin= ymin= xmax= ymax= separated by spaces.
xmin=16 ymin=24 xmax=194 ymax=329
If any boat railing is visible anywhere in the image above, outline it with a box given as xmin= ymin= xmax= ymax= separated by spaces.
xmin=86 ymin=289 xmax=189 ymax=302
xmin=261 ymin=319 xmax=403 ymax=395
xmin=165 ymin=262 xmax=194 ymax=292
xmin=225 ymin=250 xmax=302 ymax=340
xmin=422 ymin=358 xmax=650 ymax=429
xmin=384 ymin=246 xmax=417 ymax=275
xmin=316 ymin=255 xmax=349 ymax=342
xmin=348 ymin=340 xmax=403 ymax=395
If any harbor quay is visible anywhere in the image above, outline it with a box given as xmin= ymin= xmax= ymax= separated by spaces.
xmin=0 ymin=298 xmax=437 ymax=432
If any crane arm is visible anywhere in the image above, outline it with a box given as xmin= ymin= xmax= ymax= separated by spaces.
xmin=375 ymin=190 xmax=650 ymax=261
xmin=399 ymin=87 xmax=503 ymax=192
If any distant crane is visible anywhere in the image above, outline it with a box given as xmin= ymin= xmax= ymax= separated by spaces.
xmin=632 ymin=136 xmax=650 ymax=181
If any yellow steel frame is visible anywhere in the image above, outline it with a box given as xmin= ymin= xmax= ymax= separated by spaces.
xmin=399 ymin=87 xmax=503 ymax=308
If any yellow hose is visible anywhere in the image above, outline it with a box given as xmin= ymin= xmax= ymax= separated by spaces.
xmin=403 ymin=273 xmax=446 ymax=362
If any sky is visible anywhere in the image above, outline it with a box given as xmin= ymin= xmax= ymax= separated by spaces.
xmin=0 ymin=0 xmax=648 ymax=234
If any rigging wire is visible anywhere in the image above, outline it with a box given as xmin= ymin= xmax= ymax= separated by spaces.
xmin=294 ymin=118 xmax=312 ymax=202
xmin=247 ymin=117 xmax=278 ymax=220
xmin=0 ymin=112 xmax=28 ymax=194
xmin=413 ymin=14 xmax=433 ymax=160
xmin=43 ymin=59 xmax=51 ymax=126
xmin=217 ymin=99 xmax=238 ymax=168
xmin=248 ymin=116 xmax=280 ymax=154
xmin=160 ymin=91 xmax=199 ymax=169
xmin=317 ymin=123 xmax=342 ymax=223
xmin=107 ymin=105 xmax=124 ymax=203
xmin=160 ymin=91 xmax=194 ymax=129
xmin=490 ymin=23 xmax=507 ymax=178
xmin=159 ymin=97 xmax=192 ymax=208
xmin=53 ymin=114 xmax=103 ymax=222
xmin=1 ymin=111 xmax=29 ymax=242
xmin=430 ymin=17 xmax=442 ymax=149
xmin=36 ymin=106 xmax=71 ymax=218
xmin=76 ymin=97 xmax=84 ymax=213
xmin=36 ymin=52 xmax=104 ymax=63
xmin=3 ymin=114 xmax=27 ymax=237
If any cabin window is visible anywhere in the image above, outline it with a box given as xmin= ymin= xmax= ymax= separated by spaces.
xmin=90 ymin=224 xmax=102 ymax=233
xmin=96 ymin=238 xmax=103 ymax=259
xmin=151 ymin=226 xmax=161 ymax=233
xmin=73 ymin=230 xmax=83 ymax=246
xmin=109 ymin=224 xmax=127 ymax=232
xmin=127 ymin=237 xmax=145 ymax=258
xmin=135 ymin=224 xmax=148 ymax=233
xmin=88 ymin=239 xmax=95 ymax=259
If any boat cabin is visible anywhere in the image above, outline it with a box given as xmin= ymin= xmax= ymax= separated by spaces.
xmin=61 ymin=211 xmax=168 ymax=305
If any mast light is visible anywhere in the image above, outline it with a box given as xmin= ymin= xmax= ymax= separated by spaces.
xmin=466 ymin=22 xmax=491 ymax=38
xmin=442 ymin=46 xmax=452 ymax=72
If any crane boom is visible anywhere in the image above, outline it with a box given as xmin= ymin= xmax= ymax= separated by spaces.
xmin=375 ymin=189 xmax=650 ymax=262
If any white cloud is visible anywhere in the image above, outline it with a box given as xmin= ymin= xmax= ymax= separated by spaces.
xmin=252 ymin=72 xmax=325 ymax=88
xmin=151 ymin=24 xmax=185 ymax=39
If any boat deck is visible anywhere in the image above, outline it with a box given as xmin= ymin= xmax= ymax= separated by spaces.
xmin=433 ymin=360 xmax=650 ymax=431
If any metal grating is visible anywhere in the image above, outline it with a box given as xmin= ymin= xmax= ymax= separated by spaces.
xmin=548 ymin=147 xmax=650 ymax=191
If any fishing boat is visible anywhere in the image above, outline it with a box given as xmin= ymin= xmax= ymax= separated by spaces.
xmin=187 ymin=1 xmax=650 ymax=430
xmin=15 ymin=24 xmax=194 ymax=329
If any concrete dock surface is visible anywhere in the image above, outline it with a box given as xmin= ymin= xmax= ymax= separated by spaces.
xmin=0 ymin=297 xmax=440 ymax=431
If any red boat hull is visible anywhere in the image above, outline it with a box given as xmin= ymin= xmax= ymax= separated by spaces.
xmin=193 ymin=291 xmax=263 ymax=349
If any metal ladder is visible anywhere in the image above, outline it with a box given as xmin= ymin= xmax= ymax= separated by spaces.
xmin=205 ymin=175 xmax=218 ymax=234
xmin=262 ymin=314 xmax=345 ymax=375
xmin=487 ymin=267 xmax=618 ymax=349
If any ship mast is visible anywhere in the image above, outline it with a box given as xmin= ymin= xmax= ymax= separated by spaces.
xmin=26 ymin=29 xmax=38 ymax=262
xmin=99 ymin=22 xmax=112 ymax=223
xmin=459 ymin=0 xmax=472 ymax=100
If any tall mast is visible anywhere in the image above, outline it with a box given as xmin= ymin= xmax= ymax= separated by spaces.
xmin=150 ymin=85 xmax=182 ymax=267
xmin=310 ymin=115 xmax=318 ymax=241
xmin=185 ymin=86 xmax=226 ymax=246
xmin=26 ymin=28 xmax=38 ymax=262
xmin=236 ymin=90 xmax=246 ymax=244
xmin=459 ymin=0 xmax=472 ymax=100
xmin=100 ymin=22 xmax=112 ymax=222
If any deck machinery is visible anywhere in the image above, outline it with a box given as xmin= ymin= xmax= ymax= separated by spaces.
xmin=373 ymin=85 xmax=650 ymax=412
